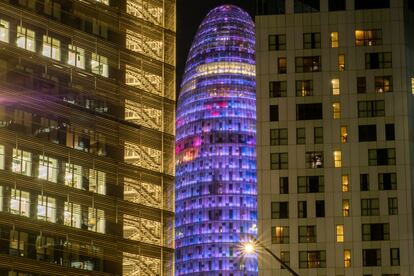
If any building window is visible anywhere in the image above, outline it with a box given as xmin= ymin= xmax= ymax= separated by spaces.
xmin=331 ymin=32 xmax=339 ymax=48
xmin=342 ymin=175 xmax=349 ymax=192
xmin=42 ymin=35 xmax=60 ymax=61
xmin=95 ymin=0 xmax=109 ymax=5
xmin=411 ymin=77 xmax=414 ymax=94
xmin=10 ymin=188 xmax=30 ymax=217
xmin=358 ymin=100 xmax=385 ymax=118
xmin=35 ymin=234 xmax=55 ymax=261
xmin=334 ymin=150 xmax=342 ymax=168
xmin=12 ymin=148 xmax=32 ymax=176
xmin=295 ymin=56 xmax=321 ymax=72
xmin=37 ymin=195 xmax=56 ymax=223
xmin=342 ymin=199 xmax=350 ymax=216
xmin=271 ymin=202 xmax=289 ymax=219
xmin=388 ymin=197 xmax=398 ymax=215
xmin=375 ymin=76 xmax=393 ymax=93
xmin=44 ymin=0 xmax=62 ymax=19
xmin=297 ymin=176 xmax=324 ymax=193
xmin=362 ymin=223 xmax=389 ymax=241
xmin=10 ymin=230 xmax=28 ymax=257
xmin=296 ymin=103 xmax=323 ymax=120
xmin=355 ymin=0 xmax=390 ymax=10
xmin=365 ymin=52 xmax=392 ymax=69
xmin=89 ymin=169 xmax=106 ymax=195
xmin=306 ymin=151 xmax=323 ymax=168
xmin=270 ymin=105 xmax=279 ymax=121
xmin=314 ymin=200 xmax=324 ymax=217
xmin=0 ymin=19 xmax=9 ymax=43
xmin=296 ymin=128 xmax=306 ymax=144
xmin=332 ymin=102 xmax=341 ymax=119
xmin=65 ymin=163 xmax=83 ymax=189
xmin=303 ymin=32 xmax=321 ymax=49
xmin=314 ymin=127 xmax=323 ymax=144
xmin=269 ymin=81 xmax=287 ymax=97
xmin=359 ymin=125 xmax=377 ymax=142
xmin=369 ymin=149 xmax=396 ymax=166
xmin=390 ymin=248 xmax=400 ymax=266
xmin=38 ymin=155 xmax=58 ymax=183
xmin=16 ymin=26 xmax=35 ymax=52
xmin=298 ymin=201 xmax=307 ymax=218
xmin=363 ymin=249 xmax=381 ymax=266
xmin=360 ymin=174 xmax=369 ymax=191
xmin=341 ymin=126 xmax=348 ymax=143
xmin=91 ymin=53 xmax=108 ymax=77
xmin=336 ymin=225 xmax=344 ymax=242
xmin=298 ymin=225 xmax=316 ymax=243
xmin=278 ymin=57 xmax=287 ymax=74
xmin=269 ymin=34 xmax=286 ymax=51
xmin=271 ymin=226 xmax=289 ymax=244
xmin=296 ymin=80 xmax=313 ymax=96
xmin=280 ymin=177 xmax=289 ymax=194
xmin=68 ymin=44 xmax=85 ymax=69
xmin=331 ymin=78 xmax=340 ymax=95
xmin=64 ymin=202 xmax=81 ymax=228
xmin=280 ymin=251 xmax=290 ymax=268
xmin=385 ymin=124 xmax=395 ymax=141
xmin=357 ymin=77 xmax=366 ymax=93
xmin=270 ymin=128 xmax=288 ymax=145
xmin=299 ymin=251 xmax=326 ymax=268
xmin=88 ymin=207 xmax=105 ymax=233
xmin=270 ymin=153 xmax=288 ymax=170
xmin=355 ymin=29 xmax=382 ymax=46
xmin=338 ymin=54 xmax=345 ymax=71
xmin=344 ymin=249 xmax=351 ymax=267
xmin=378 ymin=173 xmax=397 ymax=190
xmin=294 ymin=0 xmax=320 ymax=13
xmin=0 ymin=145 xmax=4 ymax=170
xmin=361 ymin=198 xmax=379 ymax=216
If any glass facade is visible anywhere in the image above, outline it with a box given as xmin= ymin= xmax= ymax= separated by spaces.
xmin=176 ymin=5 xmax=257 ymax=275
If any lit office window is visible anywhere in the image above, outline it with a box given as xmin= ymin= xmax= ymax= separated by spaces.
xmin=64 ymin=202 xmax=81 ymax=228
xmin=338 ymin=54 xmax=345 ymax=71
xmin=16 ymin=26 xmax=35 ymax=52
xmin=37 ymin=195 xmax=56 ymax=223
xmin=355 ymin=29 xmax=382 ymax=46
xmin=95 ymin=0 xmax=109 ymax=4
xmin=331 ymin=32 xmax=338 ymax=48
xmin=88 ymin=207 xmax=105 ymax=233
xmin=340 ymin=126 xmax=348 ymax=143
xmin=0 ymin=145 xmax=4 ymax=170
xmin=12 ymin=148 xmax=32 ymax=176
xmin=68 ymin=44 xmax=85 ymax=69
xmin=10 ymin=230 xmax=28 ymax=257
xmin=334 ymin=150 xmax=342 ymax=168
xmin=91 ymin=53 xmax=108 ymax=77
xmin=0 ymin=19 xmax=9 ymax=43
xmin=342 ymin=199 xmax=350 ymax=216
xmin=336 ymin=225 xmax=344 ymax=242
xmin=411 ymin=78 xmax=414 ymax=94
xmin=65 ymin=163 xmax=83 ymax=189
xmin=10 ymin=188 xmax=30 ymax=217
xmin=38 ymin=155 xmax=58 ymax=183
xmin=89 ymin=169 xmax=106 ymax=195
xmin=42 ymin=35 xmax=60 ymax=61
xmin=333 ymin=102 xmax=341 ymax=119
xmin=342 ymin=175 xmax=349 ymax=192
xmin=331 ymin=79 xmax=340 ymax=95
xmin=0 ymin=186 xmax=2 ymax=211
xmin=344 ymin=249 xmax=351 ymax=267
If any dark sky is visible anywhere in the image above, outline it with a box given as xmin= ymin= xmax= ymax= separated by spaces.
xmin=176 ymin=0 xmax=255 ymax=95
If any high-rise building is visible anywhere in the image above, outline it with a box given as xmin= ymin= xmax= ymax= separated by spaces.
xmin=256 ymin=0 xmax=414 ymax=275
xmin=0 ymin=0 xmax=175 ymax=275
xmin=175 ymin=5 xmax=257 ymax=275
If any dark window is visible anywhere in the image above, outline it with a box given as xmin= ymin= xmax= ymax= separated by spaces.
xmin=270 ymin=128 xmax=288 ymax=145
xmin=375 ymin=76 xmax=393 ymax=93
xmin=362 ymin=223 xmax=389 ymax=241
xmin=280 ymin=177 xmax=289 ymax=194
xmin=314 ymin=127 xmax=323 ymax=144
xmin=385 ymin=124 xmax=395 ymax=141
xmin=298 ymin=201 xmax=307 ymax=218
xmin=357 ymin=77 xmax=367 ymax=93
xmin=329 ymin=0 xmax=346 ymax=11
xmin=360 ymin=174 xmax=369 ymax=191
xmin=271 ymin=226 xmax=289 ymax=244
xmin=270 ymin=105 xmax=279 ymax=121
xmin=298 ymin=176 xmax=324 ymax=193
xmin=363 ymin=249 xmax=381 ymax=266
xmin=294 ymin=0 xmax=320 ymax=13
xmin=295 ymin=56 xmax=321 ymax=72
xmin=388 ymin=197 xmax=398 ymax=215
xmin=296 ymin=128 xmax=306 ymax=144
xmin=303 ymin=32 xmax=321 ymax=49
xmin=271 ymin=202 xmax=289 ymax=219
xmin=365 ymin=52 xmax=392 ymax=69
xmin=257 ymin=0 xmax=286 ymax=15
xmin=355 ymin=29 xmax=382 ymax=46
xmin=361 ymin=198 xmax=379 ymax=216
xmin=359 ymin=125 xmax=377 ymax=142
xmin=298 ymin=225 xmax=316 ymax=243
xmin=280 ymin=251 xmax=290 ymax=268
xmin=378 ymin=173 xmax=397 ymax=190
xmin=358 ymin=100 xmax=385 ymax=118
xmin=278 ymin=57 xmax=287 ymax=74
xmin=296 ymin=103 xmax=323 ymax=120
xmin=390 ymin=248 xmax=400 ymax=266
xmin=269 ymin=34 xmax=286 ymax=51
xmin=305 ymin=151 xmax=323 ymax=168
xmin=368 ymin=149 xmax=395 ymax=166
xmin=296 ymin=80 xmax=313 ymax=96
xmin=315 ymin=200 xmax=325 ymax=217
xmin=270 ymin=153 xmax=288 ymax=170
xmin=269 ymin=81 xmax=287 ymax=97
xmin=44 ymin=0 xmax=61 ymax=20
xmin=299 ymin=251 xmax=326 ymax=268
xmin=355 ymin=0 xmax=390 ymax=10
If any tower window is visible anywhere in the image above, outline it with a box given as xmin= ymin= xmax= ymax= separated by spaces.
xmin=269 ymin=81 xmax=287 ymax=97
xmin=303 ymin=32 xmax=321 ymax=49
xmin=16 ymin=26 xmax=36 ymax=52
xmin=375 ymin=76 xmax=393 ymax=93
xmin=278 ymin=57 xmax=287 ymax=74
xmin=331 ymin=32 xmax=339 ymax=47
xmin=296 ymin=80 xmax=313 ymax=96
xmin=365 ymin=52 xmax=391 ymax=69
xmin=268 ymin=34 xmax=286 ymax=51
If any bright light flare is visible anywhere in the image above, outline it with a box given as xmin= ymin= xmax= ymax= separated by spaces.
xmin=243 ymin=242 xmax=256 ymax=255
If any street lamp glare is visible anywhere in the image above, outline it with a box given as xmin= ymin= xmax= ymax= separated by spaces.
xmin=243 ymin=242 xmax=255 ymax=254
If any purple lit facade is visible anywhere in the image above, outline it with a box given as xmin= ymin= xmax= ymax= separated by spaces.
xmin=175 ymin=5 xmax=257 ymax=275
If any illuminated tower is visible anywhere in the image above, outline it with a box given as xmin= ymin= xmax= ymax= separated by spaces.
xmin=176 ymin=5 xmax=257 ymax=275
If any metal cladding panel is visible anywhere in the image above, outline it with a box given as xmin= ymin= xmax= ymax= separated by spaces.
xmin=176 ymin=5 xmax=257 ymax=275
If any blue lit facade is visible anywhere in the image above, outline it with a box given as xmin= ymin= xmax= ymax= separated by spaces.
xmin=176 ymin=5 xmax=257 ymax=275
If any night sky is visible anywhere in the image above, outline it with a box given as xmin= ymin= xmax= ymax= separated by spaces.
xmin=176 ymin=0 xmax=255 ymax=96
